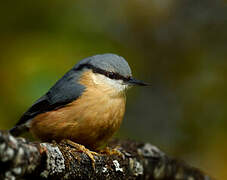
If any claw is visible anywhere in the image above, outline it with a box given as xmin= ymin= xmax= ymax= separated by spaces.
xmin=63 ymin=139 xmax=98 ymax=169
xmin=99 ymin=146 xmax=124 ymax=159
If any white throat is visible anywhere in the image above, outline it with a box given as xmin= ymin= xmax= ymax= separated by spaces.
xmin=91 ymin=73 xmax=129 ymax=92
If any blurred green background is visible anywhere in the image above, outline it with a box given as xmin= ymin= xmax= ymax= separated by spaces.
xmin=0 ymin=0 xmax=227 ymax=178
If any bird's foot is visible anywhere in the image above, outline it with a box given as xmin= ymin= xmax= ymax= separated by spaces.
xmin=63 ymin=139 xmax=98 ymax=169
xmin=99 ymin=146 xmax=124 ymax=159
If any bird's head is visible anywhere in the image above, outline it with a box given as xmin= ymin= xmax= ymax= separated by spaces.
xmin=74 ymin=53 xmax=149 ymax=94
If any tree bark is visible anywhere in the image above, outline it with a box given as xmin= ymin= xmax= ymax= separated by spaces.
xmin=0 ymin=130 xmax=213 ymax=180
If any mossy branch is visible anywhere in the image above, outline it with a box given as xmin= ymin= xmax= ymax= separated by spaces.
xmin=0 ymin=130 xmax=213 ymax=180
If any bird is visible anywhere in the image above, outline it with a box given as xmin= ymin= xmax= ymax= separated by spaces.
xmin=10 ymin=53 xmax=148 ymax=151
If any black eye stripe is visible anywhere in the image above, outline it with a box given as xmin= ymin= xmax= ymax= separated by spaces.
xmin=74 ymin=63 xmax=130 ymax=81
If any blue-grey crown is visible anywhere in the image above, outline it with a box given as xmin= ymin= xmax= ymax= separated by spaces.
xmin=74 ymin=53 xmax=132 ymax=78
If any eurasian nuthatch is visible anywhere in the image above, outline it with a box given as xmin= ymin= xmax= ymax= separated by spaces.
xmin=10 ymin=53 xmax=148 ymax=150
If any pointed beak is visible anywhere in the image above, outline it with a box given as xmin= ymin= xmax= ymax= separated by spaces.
xmin=126 ymin=77 xmax=150 ymax=86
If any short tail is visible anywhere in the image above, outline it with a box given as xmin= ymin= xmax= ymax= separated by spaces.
xmin=9 ymin=125 xmax=29 ymax=136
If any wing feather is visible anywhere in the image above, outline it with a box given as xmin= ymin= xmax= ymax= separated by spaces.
xmin=15 ymin=69 xmax=85 ymax=127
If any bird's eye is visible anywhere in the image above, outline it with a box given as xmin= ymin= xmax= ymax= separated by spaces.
xmin=107 ymin=72 xmax=115 ymax=79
